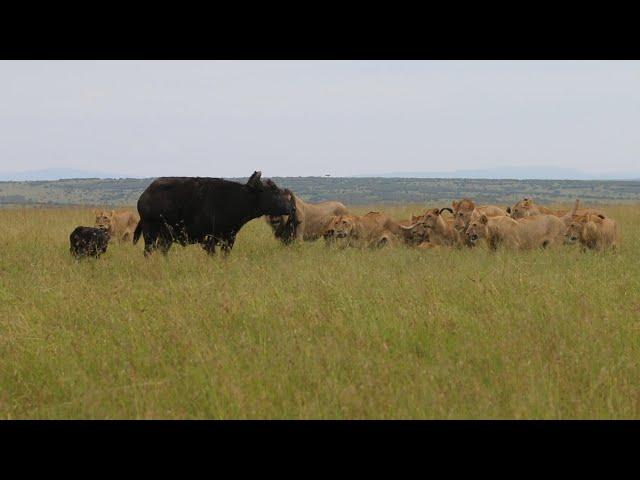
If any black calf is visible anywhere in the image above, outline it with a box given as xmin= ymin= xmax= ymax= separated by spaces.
xmin=69 ymin=226 xmax=110 ymax=259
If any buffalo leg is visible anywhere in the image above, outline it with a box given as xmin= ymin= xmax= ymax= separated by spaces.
xmin=158 ymin=237 xmax=172 ymax=255
xmin=202 ymin=236 xmax=216 ymax=256
xmin=220 ymin=233 xmax=236 ymax=256
xmin=157 ymin=224 xmax=173 ymax=256
xmin=144 ymin=243 xmax=155 ymax=257
xmin=143 ymin=223 xmax=160 ymax=257
xmin=220 ymin=242 xmax=234 ymax=256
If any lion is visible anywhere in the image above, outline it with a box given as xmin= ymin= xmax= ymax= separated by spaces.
xmin=323 ymin=212 xmax=399 ymax=248
xmin=507 ymin=197 xmax=603 ymax=220
xmin=506 ymin=198 xmax=555 ymax=219
xmin=265 ymin=190 xmax=348 ymax=244
xmin=399 ymin=208 xmax=460 ymax=247
xmin=564 ymin=213 xmax=619 ymax=251
xmin=451 ymin=198 xmax=508 ymax=233
xmin=465 ymin=212 xmax=566 ymax=251
xmin=94 ymin=209 xmax=140 ymax=243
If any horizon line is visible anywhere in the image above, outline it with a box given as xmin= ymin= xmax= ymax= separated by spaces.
xmin=2 ymin=175 xmax=640 ymax=182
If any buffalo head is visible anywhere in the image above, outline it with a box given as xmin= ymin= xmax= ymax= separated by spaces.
xmin=246 ymin=171 xmax=292 ymax=217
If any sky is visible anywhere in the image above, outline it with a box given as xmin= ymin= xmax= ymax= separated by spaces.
xmin=0 ymin=60 xmax=638 ymax=178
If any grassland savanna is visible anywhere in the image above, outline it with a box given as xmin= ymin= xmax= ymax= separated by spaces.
xmin=0 ymin=203 xmax=639 ymax=419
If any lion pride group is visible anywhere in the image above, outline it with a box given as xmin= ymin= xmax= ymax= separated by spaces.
xmin=266 ymin=191 xmax=619 ymax=252
xmin=88 ymin=195 xmax=618 ymax=257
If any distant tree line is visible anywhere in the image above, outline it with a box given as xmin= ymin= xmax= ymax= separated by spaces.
xmin=1 ymin=177 xmax=639 ymax=207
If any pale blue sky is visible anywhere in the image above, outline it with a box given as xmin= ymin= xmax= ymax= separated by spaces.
xmin=0 ymin=61 xmax=638 ymax=178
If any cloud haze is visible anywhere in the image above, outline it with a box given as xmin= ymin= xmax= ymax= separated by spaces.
xmin=0 ymin=60 xmax=638 ymax=178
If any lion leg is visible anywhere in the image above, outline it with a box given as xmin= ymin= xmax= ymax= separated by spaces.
xmin=121 ymin=229 xmax=133 ymax=243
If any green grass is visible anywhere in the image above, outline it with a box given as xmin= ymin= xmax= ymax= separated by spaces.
xmin=1 ymin=204 xmax=639 ymax=418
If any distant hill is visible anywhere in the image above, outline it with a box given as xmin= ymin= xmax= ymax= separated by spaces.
xmin=1 ymin=176 xmax=639 ymax=207
xmin=357 ymin=166 xmax=640 ymax=181
xmin=0 ymin=168 xmax=136 ymax=181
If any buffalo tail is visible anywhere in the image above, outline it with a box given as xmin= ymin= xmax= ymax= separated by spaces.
xmin=133 ymin=221 xmax=143 ymax=245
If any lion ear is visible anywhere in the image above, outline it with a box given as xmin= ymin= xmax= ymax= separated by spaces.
xmin=452 ymin=200 xmax=458 ymax=209
xmin=506 ymin=207 xmax=511 ymax=215
xmin=597 ymin=214 xmax=605 ymax=219
xmin=480 ymin=214 xmax=489 ymax=225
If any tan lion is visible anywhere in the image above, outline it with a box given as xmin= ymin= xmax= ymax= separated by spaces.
xmin=465 ymin=213 xmax=566 ymax=251
xmin=399 ymin=208 xmax=460 ymax=247
xmin=94 ymin=209 xmax=140 ymax=243
xmin=451 ymin=198 xmax=508 ymax=233
xmin=323 ymin=212 xmax=399 ymax=248
xmin=507 ymin=197 xmax=603 ymax=220
xmin=564 ymin=213 xmax=619 ymax=251
xmin=265 ymin=190 xmax=348 ymax=244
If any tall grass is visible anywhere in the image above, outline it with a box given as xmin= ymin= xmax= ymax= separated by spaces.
xmin=0 ymin=203 xmax=639 ymax=419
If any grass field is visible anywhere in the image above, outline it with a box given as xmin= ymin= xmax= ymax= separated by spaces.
xmin=1 ymin=203 xmax=639 ymax=419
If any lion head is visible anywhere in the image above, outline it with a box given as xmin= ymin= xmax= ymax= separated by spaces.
xmin=324 ymin=215 xmax=357 ymax=240
xmin=507 ymin=198 xmax=534 ymax=219
xmin=94 ymin=210 xmax=114 ymax=232
xmin=564 ymin=213 xmax=606 ymax=246
xmin=452 ymin=199 xmax=475 ymax=230
xmin=465 ymin=214 xmax=489 ymax=246
xmin=420 ymin=208 xmax=452 ymax=229
xmin=564 ymin=216 xmax=587 ymax=245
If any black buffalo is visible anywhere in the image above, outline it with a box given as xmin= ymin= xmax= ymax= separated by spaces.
xmin=133 ymin=171 xmax=293 ymax=256
xmin=69 ymin=226 xmax=110 ymax=259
